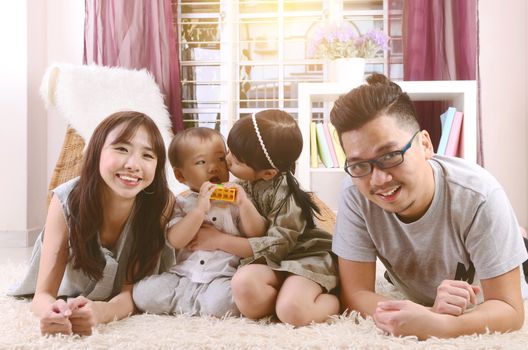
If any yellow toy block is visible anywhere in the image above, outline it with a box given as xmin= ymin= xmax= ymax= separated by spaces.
xmin=210 ymin=185 xmax=237 ymax=202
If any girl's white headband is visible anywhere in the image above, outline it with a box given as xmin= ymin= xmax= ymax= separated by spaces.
xmin=251 ymin=113 xmax=277 ymax=169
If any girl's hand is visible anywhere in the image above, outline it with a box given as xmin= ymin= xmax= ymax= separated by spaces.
xmin=187 ymin=223 xmax=224 ymax=251
xmin=39 ymin=299 xmax=72 ymax=335
xmin=67 ymin=296 xmax=98 ymax=336
xmin=223 ymin=182 xmax=266 ymax=238
xmin=223 ymin=182 xmax=249 ymax=206
xmin=196 ymin=182 xmax=217 ymax=213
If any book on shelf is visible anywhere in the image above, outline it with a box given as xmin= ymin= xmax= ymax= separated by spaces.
xmin=437 ymin=107 xmax=457 ymax=155
xmin=315 ymin=122 xmax=334 ymax=168
xmin=310 ymin=122 xmax=319 ymax=168
xmin=322 ymin=122 xmax=339 ymax=168
xmin=327 ymin=122 xmax=346 ymax=168
xmin=444 ymin=111 xmax=464 ymax=157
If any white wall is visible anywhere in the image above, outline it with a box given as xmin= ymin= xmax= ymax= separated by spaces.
xmin=0 ymin=1 xmax=27 ymax=240
xmin=0 ymin=0 xmax=46 ymax=246
xmin=479 ymin=0 xmax=528 ymax=227
xmin=0 ymin=0 xmax=84 ymax=247
xmin=27 ymin=0 xmax=48 ymax=244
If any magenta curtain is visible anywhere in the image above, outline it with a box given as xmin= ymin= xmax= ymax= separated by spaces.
xmin=402 ymin=0 xmax=480 ymax=163
xmin=84 ymin=0 xmax=184 ymax=132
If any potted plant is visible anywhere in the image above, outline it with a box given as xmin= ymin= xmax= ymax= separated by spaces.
xmin=307 ymin=22 xmax=390 ymax=83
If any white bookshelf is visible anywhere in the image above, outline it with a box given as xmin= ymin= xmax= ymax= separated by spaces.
xmin=297 ymin=80 xmax=478 ymax=211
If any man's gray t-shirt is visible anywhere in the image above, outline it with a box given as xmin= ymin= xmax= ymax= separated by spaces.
xmin=332 ymin=155 xmax=528 ymax=306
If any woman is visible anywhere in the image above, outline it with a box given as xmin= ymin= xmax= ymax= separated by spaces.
xmin=9 ymin=111 xmax=174 ymax=335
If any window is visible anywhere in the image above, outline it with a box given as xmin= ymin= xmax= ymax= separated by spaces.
xmin=174 ymin=0 xmax=402 ymax=133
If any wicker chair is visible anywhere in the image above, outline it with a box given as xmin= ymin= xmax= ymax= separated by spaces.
xmin=48 ymin=127 xmax=336 ymax=234
xmin=47 ymin=126 xmax=85 ymax=205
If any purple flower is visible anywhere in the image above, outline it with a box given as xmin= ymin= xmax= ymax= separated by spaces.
xmin=307 ymin=22 xmax=390 ymax=59
xmin=363 ymin=29 xmax=390 ymax=49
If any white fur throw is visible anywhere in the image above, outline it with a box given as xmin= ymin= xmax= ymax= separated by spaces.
xmin=40 ymin=63 xmax=187 ymax=194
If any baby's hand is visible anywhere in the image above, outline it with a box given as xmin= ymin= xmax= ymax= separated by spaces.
xmin=196 ymin=182 xmax=217 ymax=213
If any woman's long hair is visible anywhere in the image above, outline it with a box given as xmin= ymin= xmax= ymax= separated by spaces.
xmin=67 ymin=111 xmax=170 ymax=283
xmin=227 ymin=110 xmax=320 ymax=228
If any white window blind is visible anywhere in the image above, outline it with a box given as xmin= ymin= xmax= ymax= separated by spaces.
xmin=174 ymin=0 xmax=402 ymax=133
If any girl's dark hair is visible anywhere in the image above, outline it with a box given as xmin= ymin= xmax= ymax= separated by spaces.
xmin=227 ymin=110 xmax=320 ymax=228
xmin=68 ymin=111 xmax=170 ymax=283
xmin=330 ymin=73 xmax=420 ymax=137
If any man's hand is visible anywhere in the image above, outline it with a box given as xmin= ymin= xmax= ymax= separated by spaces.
xmin=39 ymin=299 xmax=73 ymax=335
xmin=67 ymin=296 xmax=98 ymax=336
xmin=432 ymin=280 xmax=481 ymax=315
xmin=373 ymin=300 xmax=448 ymax=340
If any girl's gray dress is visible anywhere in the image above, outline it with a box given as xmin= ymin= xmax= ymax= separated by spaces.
xmin=240 ymin=174 xmax=338 ymax=292
xmin=8 ymin=177 xmax=174 ymax=301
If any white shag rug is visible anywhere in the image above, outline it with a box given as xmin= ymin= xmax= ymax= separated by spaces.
xmin=3 ymin=262 xmax=528 ymax=350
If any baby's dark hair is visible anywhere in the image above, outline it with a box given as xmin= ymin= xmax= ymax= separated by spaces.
xmin=330 ymin=73 xmax=420 ymax=137
xmin=227 ymin=110 xmax=320 ymax=228
xmin=169 ymin=127 xmax=225 ymax=167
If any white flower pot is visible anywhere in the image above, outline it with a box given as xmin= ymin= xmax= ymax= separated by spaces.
xmin=327 ymin=57 xmax=366 ymax=85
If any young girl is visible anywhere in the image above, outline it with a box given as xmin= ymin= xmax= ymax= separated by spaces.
xmin=190 ymin=110 xmax=339 ymax=326
xmin=9 ymin=111 xmax=174 ymax=336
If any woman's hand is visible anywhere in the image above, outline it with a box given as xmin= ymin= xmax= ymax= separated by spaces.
xmin=67 ymin=296 xmax=98 ymax=336
xmin=39 ymin=299 xmax=73 ymax=335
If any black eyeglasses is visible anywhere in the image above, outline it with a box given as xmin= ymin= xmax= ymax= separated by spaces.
xmin=344 ymin=131 xmax=420 ymax=178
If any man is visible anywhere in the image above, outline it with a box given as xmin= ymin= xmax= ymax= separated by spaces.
xmin=330 ymin=73 xmax=528 ymax=339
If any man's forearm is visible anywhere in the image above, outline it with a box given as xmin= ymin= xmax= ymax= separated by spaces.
xmin=442 ymin=299 xmax=524 ymax=337
xmin=341 ymin=289 xmax=390 ymax=316
xmin=433 ymin=268 xmax=525 ymax=338
xmin=372 ymin=296 xmax=524 ymax=340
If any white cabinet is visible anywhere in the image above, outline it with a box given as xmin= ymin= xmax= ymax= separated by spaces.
xmin=296 ymin=80 xmax=477 ymax=211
